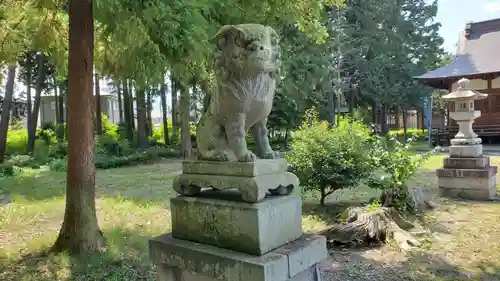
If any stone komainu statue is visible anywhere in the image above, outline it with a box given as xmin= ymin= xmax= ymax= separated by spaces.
xmin=196 ymin=24 xmax=281 ymax=162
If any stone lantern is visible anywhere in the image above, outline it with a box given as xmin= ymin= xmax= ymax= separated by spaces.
xmin=436 ymin=78 xmax=498 ymax=200
xmin=441 ymin=78 xmax=487 ymax=156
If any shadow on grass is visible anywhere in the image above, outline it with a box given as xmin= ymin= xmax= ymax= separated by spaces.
xmin=0 ymin=161 xmax=180 ymax=205
xmin=0 ymin=228 xmax=159 ymax=281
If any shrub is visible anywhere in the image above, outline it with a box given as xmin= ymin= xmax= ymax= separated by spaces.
xmin=286 ymin=108 xmax=376 ymax=205
xmin=151 ymin=120 xmax=196 ymax=146
xmin=6 ymin=155 xmax=41 ymax=169
xmin=94 ymin=147 xmax=179 ymax=170
xmin=6 ymin=129 xmax=28 ymax=156
xmin=95 ymin=135 xmax=132 ymax=157
xmin=102 ymin=114 xmax=120 ymax=140
xmin=41 ymin=122 xmax=56 ymax=131
xmin=54 ymin=123 xmax=66 ymax=140
xmin=32 ymin=140 xmax=51 ymax=164
xmin=37 ymin=128 xmax=57 ymax=146
xmin=367 ymin=135 xmax=436 ymax=212
xmin=388 ymin=128 xmax=428 ymax=140
xmin=49 ymin=158 xmax=68 ymax=172
xmin=9 ymin=119 xmax=24 ymax=130
xmin=0 ymin=163 xmax=15 ymax=176
xmin=48 ymin=142 xmax=68 ymax=158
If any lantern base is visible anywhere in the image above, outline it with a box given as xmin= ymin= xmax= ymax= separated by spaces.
xmin=437 ymin=157 xmax=497 ymax=201
xmin=450 ymin=137 xmax=482 ymax=146
xmin=449 ymin=144 xmax=482 ymax=158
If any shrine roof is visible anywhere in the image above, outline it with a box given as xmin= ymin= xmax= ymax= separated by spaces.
xmin=414 ymin=18 xmax=500 ymax=89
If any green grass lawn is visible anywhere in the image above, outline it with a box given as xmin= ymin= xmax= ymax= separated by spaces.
xmin=1 ymin=156 xmax=500 ymax=281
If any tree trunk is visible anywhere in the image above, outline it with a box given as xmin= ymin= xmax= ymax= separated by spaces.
xmin=160 ymin=80 xmax=170 ymax=145
xmin=328 ymin=90 xmax=335 ymax=127
xmin=395 ymin=106 xmax=400 ymax=129
xmin=26 ymin=58 xmax=32 ymax=130
xmin=0 ymin=65 xmax=17 ymax=163
xmin=320 ymin=187 xmax=327 ymax=206
xmin=381 ymin=103 xmax=389 ymax=135
xmin=128 ymin=80 xmax=136 ymax=131
xmin=58 ymin=84 xmax=65 ymax=123
xmin=420 ymin=109 xmax=425 ymax=132
xmin=402 ymin=107 xmax=408 ymax=141
xmin=171 ymin=77 xmax=178 ymax=143
xmin=179 ymin=83 xmax=192 ymax=158
xmin=94 ymin=73 xmax=102 ymax=135
xmin=371 ymin=101 xmax=377 ymax=126
xmin=135 ymin=88 xmax=149 ymax=149
xmin=122 ymin=81 xmax=134 ymax=142
xmin=64 ymin=97 xmax=69 ymax=140
xmin=117 ymin=81 xmax=123 ymax=123
xmin=27 ymin=53 xmax=47 ymax=154
xmin=52 ymin=0 xmax=105 ymax=254
xmin=146 ymin=90 xmax=153 ymax=137
xmin=54 ymin=76 xmax=60 ymax=125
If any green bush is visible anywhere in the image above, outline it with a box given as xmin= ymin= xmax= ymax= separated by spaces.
xmin=151 ymin=121 xmax=196 ymax=146
xmin=101 ymin=114 xmax=120 ymax=140
xmin=55 ymin=123 xmax=66 ymax=140
xmin=367 ymin=135 xmax=436 ymax=212
xmin=36 ymin=128 xmax=57 ymax=146
xmin=388 ymin=128 xmax=428 ymax=140
xmin=8 ymin=119 xmax=24 ymax=130
xmin=95 ymin=135 xmax=132 ymax=157
xmin=40 ymin=122 xmax=56 ymax=131
xmin=286 ymin=108 xmax=376 ymax=205
xmin=151 ymin=120 xmax=173 ymax=143
xmin=94 ymin=146 xmax=180 ymax=170
xmin=0 ymin=163 xmax=15 ymax=176
xmin=49 ymin=158 xmax=68 ymax=172
xmin=6 ymin=155 xmax=41 ymax=169
xmin=6 ymin=129 xmax=28 ymax=156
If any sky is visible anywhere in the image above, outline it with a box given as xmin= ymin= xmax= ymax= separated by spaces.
xmin=434 ymin=0 xmax=500 ymax=52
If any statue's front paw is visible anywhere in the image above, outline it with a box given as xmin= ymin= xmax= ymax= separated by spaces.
xmin=261 ymin=150 xmax=280 ymax=159
xmin=237 ymin=151 xmax=257 ymax=162
xmin=212 ymin=152 xmax=229 ymax=161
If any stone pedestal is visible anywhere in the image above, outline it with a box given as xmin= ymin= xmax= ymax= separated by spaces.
xmin=171 ymin=192 xmax=303 ymax=255
xmin=150 ymin=160 xmax=327 ymax=281
xmin=173 ymin=159 xmax=300 ymax=203
xmin=436 ymin=156 xmax=498 ymax=200
xmin=150 ymin=234 xmax=326 ymax=281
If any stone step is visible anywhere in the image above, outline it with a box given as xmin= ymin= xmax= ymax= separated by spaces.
xmin=170 ymin=190 xmax=303 ymax=255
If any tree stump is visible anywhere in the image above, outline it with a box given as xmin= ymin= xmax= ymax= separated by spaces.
xmin=320 ymin=185 xmax=433 ymax=251
xmin=320 ymin=206 xmax=420 ymax=251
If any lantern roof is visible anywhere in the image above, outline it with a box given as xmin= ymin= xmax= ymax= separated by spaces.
xmin=441 ymin=78 xmax=488 ymax=101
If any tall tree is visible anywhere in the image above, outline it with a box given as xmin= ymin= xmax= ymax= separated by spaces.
xmin=170 ymin=76 xmax=178 ymax=143
xmin=0 ymin=66 xmax=17 ymax=163
xmin=135 ymin=88 xmax=148 ymax=148
xmin=146 ymin=90 xmax=153 ymax=137
xmin=179 ymin=83 xmax=191 ymax=158
xmin=122 ymin=80 xmax=134 ymax=142
xmin=53 ymin=75 xmax=60 ymax=125
xmin=116 ymin=81 xmax=124 ymax=122
xmin=52 ymin=0 xmax=105 ymax=254
xmin=27 ymin=53 xmax=47 ymax=154
xmin=94 ymin=73 xmax=103 ymax=135
xmin=160 ymin=78 xmax=170 ymax=145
